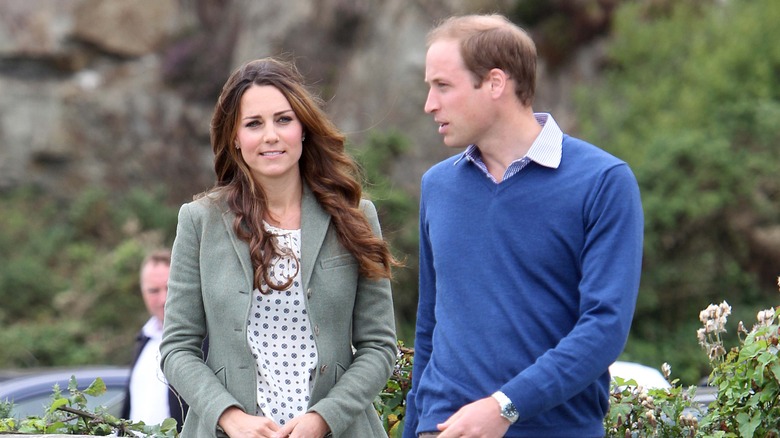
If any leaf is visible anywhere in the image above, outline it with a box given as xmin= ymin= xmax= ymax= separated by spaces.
xmin=609 ymin=402 xmax=632 ymax=420
xmin=47 ymin=397 xmax=69 ymax=415
xmin=69 ymin=392 xmax=87 ymax=408
xmin=44 ymin=421 xmax=68 ymax=434
xmin=18 ymin=418 xmax=46 ymax=433
xmin=68 ymin=375 xmax=79 ymax=392
xmin=736 ymin=411 xmax=761 ymax=438
xmin=388 ymin=420 xmax=401 ymax=438
xmin=770 ymin=363 xmax=780 ymax=383
xmin=84 ymin=377 xmax=107 ymax=397
xmin=159 ymin=417 xmax=178 ymax=432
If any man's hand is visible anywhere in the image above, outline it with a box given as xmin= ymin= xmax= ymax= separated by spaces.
xmin=436 ymin=396 xmax=511 ymax=438
xmin=272 ymin=412 xmax=330 ymax=438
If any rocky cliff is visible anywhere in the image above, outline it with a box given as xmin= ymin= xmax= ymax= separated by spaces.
xmin=0 ymin=0 xmax=609 ymax=203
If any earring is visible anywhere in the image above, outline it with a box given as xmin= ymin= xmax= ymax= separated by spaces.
xmin=302 ymin=133 xmax=306 ymax=142
xmin=235 ymin=142 xmax=240 ymax=149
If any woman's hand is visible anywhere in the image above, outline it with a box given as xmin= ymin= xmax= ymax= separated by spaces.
xmin=272 ymin=412 xmax=330 ymax=438
xmin=218 ymin=407 xmax=281 ymax=438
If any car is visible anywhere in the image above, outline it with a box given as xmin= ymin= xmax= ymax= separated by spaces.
xmin=0 ymin=366 xmax=130 ymax=419
xmin=609 ymin=361 xmax=671 ymax=389
xmin=608 ymin=361 xmax=717 ymax=411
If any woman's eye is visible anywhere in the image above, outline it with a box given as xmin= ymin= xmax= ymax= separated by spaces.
xmin=245 ymin=120 xmax=260 ymax=128
xmin=277 ymin=116 xmax=292 ymax=124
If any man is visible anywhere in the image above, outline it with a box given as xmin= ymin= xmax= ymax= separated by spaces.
xmin=403 ymin=14 xmax=644 ymax=438
xmin=121 ymin=249 xmax=187 ymax=430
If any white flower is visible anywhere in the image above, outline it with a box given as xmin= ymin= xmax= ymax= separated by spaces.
xmin=706 ymin=319 xmax=719 ymax=334
xmin=661 ymin=362 xmax=672 ymax=379
xmin=708 ymin=345 xmax=726 ymax=360
xmin=757 ymin=308 xmax=775 ymax=326
xmin=697 ymin=328 xmax=707 ymax=346
xmin=719 ymin=301 xmax=731 ymax=318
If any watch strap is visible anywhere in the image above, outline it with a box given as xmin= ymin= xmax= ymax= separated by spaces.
xmin=491 ymin=390 xmax=519 ymax=424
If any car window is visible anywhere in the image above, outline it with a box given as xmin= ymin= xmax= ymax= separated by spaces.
xmin=4 ymin=386 xmax=125 ymax=419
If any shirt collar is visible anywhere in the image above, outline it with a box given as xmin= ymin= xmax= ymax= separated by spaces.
xmin=454 ymin=112 xmax=563 ymax=169
xmin=142 ymin=316 xmax=164 ymax=339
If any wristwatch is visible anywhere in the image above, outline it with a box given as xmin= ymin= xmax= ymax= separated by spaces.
xmin=491 ymin=390 xmax=519 ymax=424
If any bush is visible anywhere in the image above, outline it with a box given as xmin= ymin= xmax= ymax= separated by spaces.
xmin=0 ymin=186 xmax=177 ymax=368
xmin=575 ymin=0 xmax=780 ymax=386
xmin=374 ymin=341 xmax=413 ymax=437
xmin=605 ymin=277 xmax=780 ymax=437
xmin=0 ymin=376 xmax=177 ymax=436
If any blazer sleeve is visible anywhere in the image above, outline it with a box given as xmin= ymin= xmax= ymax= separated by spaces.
xmin=308 ymin=199 xmax=398 ymax=436
xmin=160 ymin=202 xmax=242 ymax=434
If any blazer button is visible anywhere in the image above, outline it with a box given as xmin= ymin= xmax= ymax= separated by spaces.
xmin=306 ymin=288 xmax=313 ymax=299
xmin=314 ymin=325 xmax=320 ymax=336
xmin=320 ymin=364 xmax=328 ymax=374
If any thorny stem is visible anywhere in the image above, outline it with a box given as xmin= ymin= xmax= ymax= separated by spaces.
xmin=56 ymin=405 xmax=124 ymax=433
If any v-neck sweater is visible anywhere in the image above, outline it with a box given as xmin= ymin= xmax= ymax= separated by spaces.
xmin=407 ymin=134 xmax=644 ymax=437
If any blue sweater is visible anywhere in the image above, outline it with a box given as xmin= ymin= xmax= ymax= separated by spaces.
xmin=404 ymin=135 xmax=643 ymax=438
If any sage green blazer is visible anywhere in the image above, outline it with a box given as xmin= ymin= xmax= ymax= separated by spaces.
xmin=160 ymin=186 xmax=396 ymax=437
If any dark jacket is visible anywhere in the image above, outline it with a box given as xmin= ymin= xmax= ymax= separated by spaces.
xmin=121 ymin=331 xmax=189 ymax=432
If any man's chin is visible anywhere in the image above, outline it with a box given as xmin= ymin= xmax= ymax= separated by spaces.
xmin=441 ymin=137 xmax=464 ymax=148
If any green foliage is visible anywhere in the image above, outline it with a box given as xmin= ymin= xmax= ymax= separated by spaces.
xmin=0 ymin=376 xmax=178 ymax=436
xmin=575 ymin=0 xmax=780 ymax=384
xmin=698 ymin=303 xmax=780 ymax=436
xmin=374 ymin=341 xmax=414 ymax=437
xmin=0 ymin=186 xmax=178 ymax=367
xmin=605 ymin=283 xmax=780 ymax=437
xmin=351 ymin=130 xmax=420 ymax=342
xmin=605 ymin=375 xmax=701 ymax=437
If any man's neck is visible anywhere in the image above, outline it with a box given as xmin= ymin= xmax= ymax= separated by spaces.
xmin=477 ymin=109 xmax=542 ymax=182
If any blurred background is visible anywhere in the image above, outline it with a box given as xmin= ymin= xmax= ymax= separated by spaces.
xmin=0 ymin=0 xmax=778 ymax=386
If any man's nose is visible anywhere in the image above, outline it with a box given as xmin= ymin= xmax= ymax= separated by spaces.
xmin=424 ymin=90 xmax=438 ymax=114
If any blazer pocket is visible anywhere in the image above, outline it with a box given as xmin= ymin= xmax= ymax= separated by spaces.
xmin=214 ymin=366 xmax=227 ymax=387
xmin=334 ymin=362 xmax=348 ymax=384
xmin=319 ymin=253 xmax=357 ymax=269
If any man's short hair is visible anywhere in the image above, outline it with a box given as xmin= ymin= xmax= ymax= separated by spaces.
xmin=427 ymin=14 xmax=537 ymax=106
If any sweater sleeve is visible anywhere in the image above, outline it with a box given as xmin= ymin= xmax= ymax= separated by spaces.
xmin=403 ymin=184 xmax=436 ymax=438
xmin=502 ymin=163 xmax=644 ymax=421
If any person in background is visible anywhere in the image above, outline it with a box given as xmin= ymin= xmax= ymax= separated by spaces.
xmin=160 ymin=57 xmax=399 ymax=438
xmin=403 ymin=14 xmax=644 ymax=438
xmin=122 ymin=249 xmax=187 ymax=430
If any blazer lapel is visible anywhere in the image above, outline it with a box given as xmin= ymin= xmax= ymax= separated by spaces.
xmin=220 ymin=207 xmax=254 ymax=288
xmin=215 ymin=185 xmax=329 ymax=290
xmin=301 ymin=184 xmax=330 ymax=288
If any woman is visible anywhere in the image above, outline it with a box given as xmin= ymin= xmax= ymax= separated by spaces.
xmin=160 ymin=58 xmax=399 ymax=438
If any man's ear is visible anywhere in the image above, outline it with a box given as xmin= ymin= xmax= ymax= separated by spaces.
xmin=486 ymin=68 xmax=508 ymax=98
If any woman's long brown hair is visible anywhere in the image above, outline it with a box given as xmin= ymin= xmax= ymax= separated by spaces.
xmin=207 ymin=58 xmax=399 ymax=292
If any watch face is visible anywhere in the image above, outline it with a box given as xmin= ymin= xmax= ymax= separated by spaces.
xmin=492 ymin=391 xmax=519 ymax=423
xmin=503 ymin=404 xmax=519 ymax=421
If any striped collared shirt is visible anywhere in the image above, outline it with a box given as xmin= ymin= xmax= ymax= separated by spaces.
xmin=454 ymin=113 xmax=563 ymax=183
